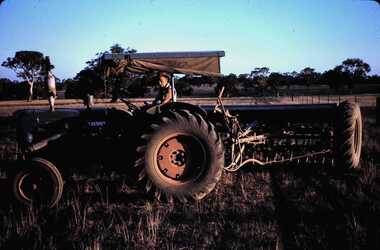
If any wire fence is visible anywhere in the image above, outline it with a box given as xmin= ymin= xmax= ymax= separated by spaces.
xmin=275 ymin=94 xmax=378 ymax=107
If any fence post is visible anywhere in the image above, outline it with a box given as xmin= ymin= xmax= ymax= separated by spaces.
xmin=377 ymin=97 xmax=380 ymax=126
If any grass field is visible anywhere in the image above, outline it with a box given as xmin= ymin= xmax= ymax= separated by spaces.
xmin=0 ymin=104 xmax=379 ymax=249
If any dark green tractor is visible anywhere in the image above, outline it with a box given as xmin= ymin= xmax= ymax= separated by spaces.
xmin=8 ymin=51 xmax=362 ymax=208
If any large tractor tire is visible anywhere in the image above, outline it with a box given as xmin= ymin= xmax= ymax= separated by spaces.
xmin=134 ymin=110 xmax=224 ymax=201
xmin=335 ymin=101 xmax=362 ymax=170
xmin=12 ymin=158 xmax=64 ymax=208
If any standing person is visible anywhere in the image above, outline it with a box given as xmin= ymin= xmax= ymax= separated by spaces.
xmin=47 ymin=71 xmax=57 ymax=111
xmin=153 ymin=72 xmax=176 ymax=105
xmin=44 ymin=56 xmax=57 ymax=111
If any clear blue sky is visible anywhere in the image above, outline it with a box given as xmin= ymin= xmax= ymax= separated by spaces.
xmin=0 ymin=0 xmax=379 ymax=80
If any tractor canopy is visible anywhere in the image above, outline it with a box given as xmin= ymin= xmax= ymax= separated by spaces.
xmin=100 ymin=51 xmax=225 ymax=77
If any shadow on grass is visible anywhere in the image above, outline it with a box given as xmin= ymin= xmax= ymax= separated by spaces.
xmin=264 ymin=164 xmax=380 ymax=250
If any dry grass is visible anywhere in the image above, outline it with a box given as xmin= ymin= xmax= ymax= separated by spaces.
xmin=0 ymin=108 xmax=379 ymax=249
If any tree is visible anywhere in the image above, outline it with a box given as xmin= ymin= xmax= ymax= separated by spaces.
xmin=299 ymin=67 xmax=320 ymax=88
xmin=282 ymin=72 xmax=297 ymax=94
xmin=248 ymin=67 xmax=271 ymax=96
xmin=74 ymin=69 xmax=104 ymax=98
xmin=0 ymin=78 xmax=30 ymax=100
xmin=176 ymin=76 xmax=193 ymax=97
xmin=63 ymin=78 xmax=81 ymax=99
xmin=215 ymin=74 xmax=239 ymax=97
xmin=110 ymin=44 xmax=139 ymax=100
xmin=321 ymin=67 xmax=349 ymax=91
xmin=0 ymin=78 xmax=14 ymax=100
xmin=332 ymin=58 xmax=371 ymax=90
xmin=124 ymin=76 xmax=151 ymax=98
xmin=367 ymin=74 xmax=380 ymax=85
xmin=341 ymin=58 xmax=371 ymax=79
xmin=1 ymin=51 xmax=52 ymax=101
xmin=82 ymin=43 xmax=137 ymax=100
xmin=85 ymin=43 xmax=135 ymax=70
xmin=267 ymin=72 xmax=285 ymax=96
xmin=110 ymin=43 xmax=136 ymax=54
xmin=110 ymin=44 xmax=124 ymax=54
xmin=199 ymin=75 xmax=218 ymax=86
xmin=109 ymin=43 xmax=136 ymax=55
xmin=250 ymin=67 xmax=270 ymax=78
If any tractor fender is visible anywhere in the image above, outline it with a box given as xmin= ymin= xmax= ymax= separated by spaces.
xmin=160 ymin=102 xmax=207 ymax=118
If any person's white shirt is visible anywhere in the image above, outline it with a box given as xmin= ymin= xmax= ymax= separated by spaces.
xmin=46 ymin=71 xmax=57 ymax=111
xmin=172 ymin=85 xmax=177 ymax=102
xmin=47 ymin=71 xmax=56 ymax=95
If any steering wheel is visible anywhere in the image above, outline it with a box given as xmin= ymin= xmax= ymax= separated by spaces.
xmin=120 ymin=98 xmax=140 ymax=113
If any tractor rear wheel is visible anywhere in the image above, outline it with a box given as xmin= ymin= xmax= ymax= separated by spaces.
xmin=12 ymin=158 xmax=64 ymax=208
xmin=335 ymin=101 xmax=362 ymax=170
xmin=134 ymin=110 xmax=224 ymax=201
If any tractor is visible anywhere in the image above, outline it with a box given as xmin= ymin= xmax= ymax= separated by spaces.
xmin=7 ymin=51 xmax=362 ymax=208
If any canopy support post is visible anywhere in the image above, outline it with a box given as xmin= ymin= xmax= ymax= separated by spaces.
xmin=171 ymin=74 xmax=176 ymax=103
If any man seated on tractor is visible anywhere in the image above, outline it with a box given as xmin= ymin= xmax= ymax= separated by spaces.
xmin=153 ymin=72 xmax=176 ymax=105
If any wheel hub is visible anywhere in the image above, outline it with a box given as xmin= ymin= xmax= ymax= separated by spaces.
xmin=156 ymin=134 xmax=206 ymax=181
xmin=170 ymin=150 xmax=186 ymax=166
xmin=19 ymin=174 xmax=42 ymax=201
xmin=157 ymin=137 xmax=190 ymax=180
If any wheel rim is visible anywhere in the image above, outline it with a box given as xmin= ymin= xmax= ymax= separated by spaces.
xmin=154 ymin=133 xmax=207 ymax=184
xmin=18 ymin=172 xmax=34 ymax=202
xmin=17 ymin=169 xmax=54 ymax=205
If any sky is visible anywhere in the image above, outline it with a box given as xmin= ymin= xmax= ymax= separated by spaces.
xmin=0 ymin=0 xmax=380 ymax=80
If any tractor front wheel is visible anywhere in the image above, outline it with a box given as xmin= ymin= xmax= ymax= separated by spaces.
xmin=12 ymin=158 xmax=64 ymax=208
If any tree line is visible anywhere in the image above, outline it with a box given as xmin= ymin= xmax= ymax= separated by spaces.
xmin=1 ymin=44 xmax=379 ymax=101
xmin=215 ymin=59 xmax=377 ymax=97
